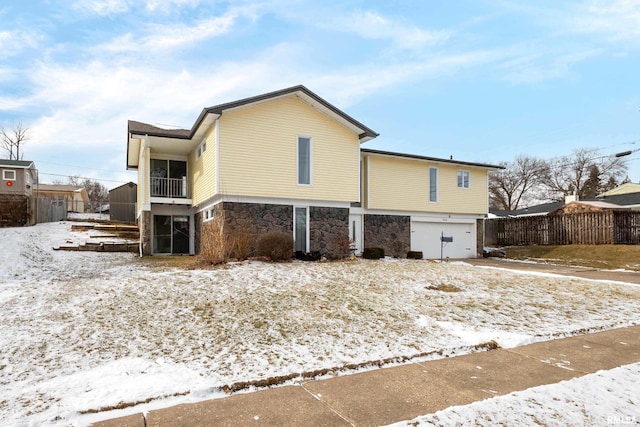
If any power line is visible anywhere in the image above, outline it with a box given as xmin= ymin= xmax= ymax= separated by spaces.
xmin=31 ymin=159 xmax=132 ymax=175
xmin=37 ymin=172 xmax=130 ymax=185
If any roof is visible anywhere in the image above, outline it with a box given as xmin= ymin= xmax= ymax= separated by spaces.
xmin=0 ymin=159 xmax=35 ymax=168
xmin=199 ymin=85 xmax=379 ymax=142
xmin=599 ymin=183 xmax=640 ymax=196
xmin=127 ymin=85 xmax=379 ymax=169
xmin=109 ymin=181 xmax=137 ymax=193
xmin=361 ymin=148 xmax=504 ymax=170
xmin=594 ymin=192 xmax=640 ymax=207
xmin=38 ymin=184 xmax=86 ymax=193
xmin=127 ymin=121 xmax=190 ymax=139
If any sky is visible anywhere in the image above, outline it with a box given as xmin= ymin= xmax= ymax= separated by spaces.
xmin=1 ymin=0 xmax=639 ymax=190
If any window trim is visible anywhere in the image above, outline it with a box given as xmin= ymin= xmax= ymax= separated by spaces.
xmin=297 ymin=135 xmax=312 ymax=186
xmin=429 ymin=166 xmax=438 ymax=203
xmin=196 ymin=139 xmax=207 ymax=160
xmin=3 ymin=169 xmax=17 ymax=181
xmin=457 ymin=170 xmax=470 ymax=189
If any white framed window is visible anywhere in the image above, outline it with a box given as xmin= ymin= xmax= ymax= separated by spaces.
xmin=196 ymin=139 xmax=207 ymax=160
xmin=457 ymin=170 xmax=470 ymax=189
xmin=3 ymin=170 xmax=16 ymax=181
xmin=294 ymin=206 xmax=309 ymax=252
xmin=297 ymin=136 xmax=311 ymax=185
xmin=429 ymin=167 xmax=438 ymax=202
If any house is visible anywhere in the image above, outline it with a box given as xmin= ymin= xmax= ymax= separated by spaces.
xmin=599 ymin=183 xmax=640 ymax=197
xmin=109 ymin=182 xmax=137 ymax=223
xmin=0 ymin=159 xmax=37 ymax=226
xmin=127 ymin=85 xmax=500 ymax=258
xmin=37 ymin=184 xmax=90 ymax=213
xmin=358 ymin=149 xmax=500 ymax=258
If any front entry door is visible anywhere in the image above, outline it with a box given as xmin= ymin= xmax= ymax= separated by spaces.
xmin=349 ymin=214 xmax=363 ymax=255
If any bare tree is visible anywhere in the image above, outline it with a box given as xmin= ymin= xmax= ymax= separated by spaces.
xmin=489 ymin=155 xmax=548 ymax=210
xmin=0 ymin=122 xmax=29 ymax=160
xmin=541 ymin=148 xmax=627 ymax=200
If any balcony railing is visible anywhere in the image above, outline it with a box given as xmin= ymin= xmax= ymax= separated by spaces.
xmin=151 ymin=177 xmax=188 ymax=198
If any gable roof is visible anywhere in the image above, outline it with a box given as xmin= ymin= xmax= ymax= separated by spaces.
xmin=361 ymin=148 xmax=504 ymax=170
xmin=127 ymin=85 xmax=379 ymax=169
xmin=0 ymin=159 xmax=35 ymax=169
xmin=197 ymin=85 xmax=379 ymax=143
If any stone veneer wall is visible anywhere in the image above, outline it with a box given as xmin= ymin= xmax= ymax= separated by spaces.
xmin=364 ymin=214 xmax=411 ymax=258
xmin=220 ymin=202 xmax=293 ymax=256
xmin=309 ymin=206 xmax=349 ymax=258
xmin=139 ymin=211 xmax=152 ymax=255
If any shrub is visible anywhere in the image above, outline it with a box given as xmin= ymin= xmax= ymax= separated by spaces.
xmin=199 ymin=213 xmax=226 ymax=264
xmin=407 ymin=251 xmax=423 ymax=260
xmin=363 ymin=247 xmax=384 ymax=259
xmin=295 ymin=251 xmax=322 ymax=261
xmin=226 ymin=223 xmax=252 ymax=261
xmin=390 ymin=240 xmax=405 ymax=258
xmin=329 ymin=234 xmax=353 ymax=259
xmin=257 ymin=232 xmax=293 ymax=261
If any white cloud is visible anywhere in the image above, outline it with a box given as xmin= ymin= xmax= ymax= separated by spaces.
xmin=144 ymin=0 xmax=201 ymax=13
xmin=0 ymin=29 xmax=40 ymax=58
xmin=328 ymin=10 xmax=450 ymax=49
xmin=573 ymin=0 xmax=640 ymax=41
xmin=72 ymin=0 xmax=130 ymax=16
xmin=97 ymin=9 xmax=241 ymax=53
xmin=500 ymin=49 xmax=601 ymax=84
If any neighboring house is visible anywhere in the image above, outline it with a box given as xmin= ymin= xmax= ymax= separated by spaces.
xmin=492 ymin=187 xmax=640 ymax=218
xmin=0 ymin=159 xmax=37 ymax=226
xmin=37 ymin=184 xmax=89 ymax=213
xmin=127 ymin=85 xmax=500 ymax=258
xmin=599 ymin=183 xmax=640 ymax=197
xmin=109 ymin=182 xmax=137 ymax=223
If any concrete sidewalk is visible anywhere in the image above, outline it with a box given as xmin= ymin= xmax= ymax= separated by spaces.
xmin=93 ymin=326 xmax=640 ymax=427
xmin=464 ymin=257 xmax=640 ymax=284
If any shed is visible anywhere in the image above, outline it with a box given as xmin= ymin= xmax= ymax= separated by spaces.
xmin=109 ymin=182 xmax=137 ymax=223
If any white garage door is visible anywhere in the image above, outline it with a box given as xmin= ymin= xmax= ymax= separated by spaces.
xmin=411 ymin=221 xmax=475 ymax=259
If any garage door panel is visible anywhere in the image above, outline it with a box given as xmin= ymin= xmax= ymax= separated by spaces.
xmin=411 ymin=222 xmax=475 ymax=259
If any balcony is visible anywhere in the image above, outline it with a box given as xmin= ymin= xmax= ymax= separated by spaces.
xmin=151 ymin=177 xmax=188 ymax=198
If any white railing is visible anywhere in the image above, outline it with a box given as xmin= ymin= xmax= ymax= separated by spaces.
xmin=151 ymin=177 xmax=188 ymax=198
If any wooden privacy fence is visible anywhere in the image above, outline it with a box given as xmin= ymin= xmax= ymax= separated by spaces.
xmin=489 ymin=211 xmax=640 ymax=246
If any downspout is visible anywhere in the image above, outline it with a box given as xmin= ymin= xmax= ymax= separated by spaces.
xmin=139 ymin=134 xmax=148 ymax=258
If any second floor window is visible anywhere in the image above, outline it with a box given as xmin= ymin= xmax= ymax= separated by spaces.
xmin=457 ymin=170 xmax=470 ymax=188
xmin=429 ymin=167 xmax=438 ymax=202
xmin=298 ymin=136 xmax=311 ymax=185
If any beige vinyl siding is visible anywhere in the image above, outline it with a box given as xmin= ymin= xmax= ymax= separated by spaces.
xmin=366 ymin=154 xmax=489 ymax=214
xmin=191 ymin=124 xmax=216 ymax=205
xmin=217 ymin=96 xmax=360 ymax=202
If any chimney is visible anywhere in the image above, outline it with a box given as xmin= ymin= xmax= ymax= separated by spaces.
xmin=565 ymin=192 xmax=579 ymax=203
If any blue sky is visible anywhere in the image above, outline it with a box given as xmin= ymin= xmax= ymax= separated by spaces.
xmin=1 ymin=0 xmax=639 ymax=189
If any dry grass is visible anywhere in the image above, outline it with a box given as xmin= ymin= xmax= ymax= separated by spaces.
xmin=504 ymin=245 xmax=640 ymax=271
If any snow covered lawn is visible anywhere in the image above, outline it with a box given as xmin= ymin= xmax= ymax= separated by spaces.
xmin=1 ymin=222 xmax=639 ymax=426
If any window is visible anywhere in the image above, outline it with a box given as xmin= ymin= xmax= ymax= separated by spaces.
xmin=429 ymin=167 xmax=438 ymax=202
xmin=3 ymin=170 xmax=16 ymax=181
xmin=457 ymin=170 xmax=470 ymax=188
xmin=196 ymin=140 xmax=207 ymax=160
xmin=294 ymin=207 xmax=309 ymax=252
xmin=297 ymin=136 xmax=311 ymax=185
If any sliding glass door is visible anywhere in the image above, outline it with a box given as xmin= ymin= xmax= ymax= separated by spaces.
xmin=153 ymin=215 xmax=190 ymax=254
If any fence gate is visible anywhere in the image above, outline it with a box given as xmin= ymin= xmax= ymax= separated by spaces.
xmin=36 ymin=197 xmax=67 ymax=224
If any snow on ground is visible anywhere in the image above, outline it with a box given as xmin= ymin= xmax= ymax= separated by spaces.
xmin=1 ymin=222 xmax=640 ymax=426
xmin=387 ymin=362 xmax=640 ymax=427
